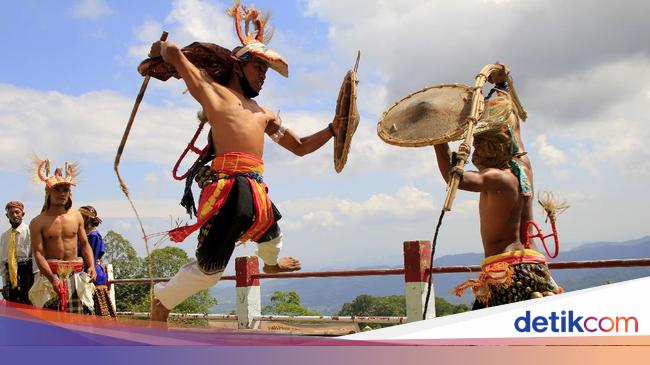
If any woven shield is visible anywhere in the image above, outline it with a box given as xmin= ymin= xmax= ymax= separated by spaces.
xmin=138 ymin=42 xmax=238 ymax=85
xmin=333 ymin=53 xmax=361 ymax=173
xmin=377 ymin=84 xmax=474 ymax=147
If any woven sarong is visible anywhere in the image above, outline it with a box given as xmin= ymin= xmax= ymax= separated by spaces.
xmin=454 ymin=249 xmax=562 ymax=307
xmin=28 ymin=259 xmax=95 ymax=314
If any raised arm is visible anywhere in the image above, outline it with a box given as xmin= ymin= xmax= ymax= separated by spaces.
xmin=433 ymin=143 xmax=510 ymax=193
xmin=149 ymin=40 xmax=229 ymax=112
xmin=267 ymin=114 xmax=343 ymax=157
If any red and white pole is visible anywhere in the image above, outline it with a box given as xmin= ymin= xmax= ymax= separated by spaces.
xmin=235 ymin=256 xmax=261 ymax=329
xmin=403 ymin=240 xmax=435 ymax=322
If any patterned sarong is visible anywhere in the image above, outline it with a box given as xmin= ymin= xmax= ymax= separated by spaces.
xmin=28 ymin=259 xmax=95 ymax=314
xmin=93 ymin=285 xmax=116 ymax=317
xmin=454 ymin=249 xmax=562 ymax=307
xmin=168 ymin=152 xmax=276 ymax=244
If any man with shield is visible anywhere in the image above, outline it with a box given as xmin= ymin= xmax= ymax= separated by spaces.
xmin=433 ymin=76 xmax=562 ymax=309
xmin=378 ymin=65 xmax=562 ymax=309
xmin=139 ymin=2 xmax=355 ymax=321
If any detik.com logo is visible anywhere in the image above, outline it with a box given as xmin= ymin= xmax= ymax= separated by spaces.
xmin=514 ymin=310 xmax=638 ymax=333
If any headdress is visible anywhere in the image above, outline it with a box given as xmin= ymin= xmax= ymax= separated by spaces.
xmin=79 ymin=206 xmax=102 ymax=227
xmin=5 ymin=201 xmax=24 ymax=212
xmin=138 ymin=1 xmax=288 ymax=84
xmin=32 ymin=157 xmax=79 ymax=189
xmin=226 ymin=0 xmax=288 ymax=77
xmin=470 ymin=94 xmax=531 ymax=196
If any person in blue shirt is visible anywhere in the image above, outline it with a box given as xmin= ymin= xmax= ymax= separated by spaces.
xmin=79 ymin=206 xmax=115 ymax=317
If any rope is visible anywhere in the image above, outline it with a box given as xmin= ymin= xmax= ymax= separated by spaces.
xmin=422 ymin=209 xmax=446 ymax=320
xmin=114 ymin=31 xmax=168 ymax=305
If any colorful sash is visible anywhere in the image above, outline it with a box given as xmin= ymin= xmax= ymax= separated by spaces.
xmin=48 ymin=260 xmax=83 ymax=312
xmin=453 ymin=249 xmax=548 ymax=304
xmin=168 ymin=152 xmax=275 ymax=244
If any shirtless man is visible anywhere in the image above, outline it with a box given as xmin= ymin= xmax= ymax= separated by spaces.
xmin=434 ymin=85 xmax=561 ymax=309
xmin=28 ymin=166 xmax=97 ymax=314
xmin=146 ymin=4 xmax=343 ymax=321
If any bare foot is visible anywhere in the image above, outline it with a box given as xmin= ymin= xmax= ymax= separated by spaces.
xmin=150 ymin=297 xmax=170 ymax=322
xmin=263 ymin=256 xmax=302 ymax=273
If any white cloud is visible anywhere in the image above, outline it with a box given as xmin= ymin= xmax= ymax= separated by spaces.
xmin=128 ymin=20 xmax=164 ymax=59
xmin=72 ymin=0 xmax=112 ymax=19
xmin=279 ymin=186 xmax=436 ymax=230
xmin=88 ymin=198 xmax=187 ymax=219
xmin=534 ymin=135 xmax=567 ymax=168
xmin=0 ymin=83 xmax=199 ymax=171
xmin=128 ymin=0 xmax=235 ymax=61
xmin=144 ymin=171 xmax=159 ymax=184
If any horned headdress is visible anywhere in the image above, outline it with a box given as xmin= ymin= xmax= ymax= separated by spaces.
xmin=32 ymin=157 xmax=79 ymax=189
xmin=227 ymin=0 xmax=288 ymax=77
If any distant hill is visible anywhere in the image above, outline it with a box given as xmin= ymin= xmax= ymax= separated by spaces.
xmin=211 ymin=236 xmax=650 ymax=315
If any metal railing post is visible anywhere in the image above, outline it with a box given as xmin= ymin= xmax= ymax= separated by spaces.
xmin=235 ymin=256 xmax=261 ymax=329
xmin=403 ymin=240 xmax=435 ymax=322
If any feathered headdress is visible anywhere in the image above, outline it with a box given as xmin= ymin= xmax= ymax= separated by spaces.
xmin=226 ymin=0 xmax=288 ymax=77
xmin=32 ymin=156 xmax=79 ymax=189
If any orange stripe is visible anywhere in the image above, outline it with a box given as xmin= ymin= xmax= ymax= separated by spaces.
xmin=481 ymin=249 xmax=547 ymax=268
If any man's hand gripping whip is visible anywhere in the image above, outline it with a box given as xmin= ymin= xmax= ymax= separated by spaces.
xmin=114 ymin=31 xmax=168 ymax=303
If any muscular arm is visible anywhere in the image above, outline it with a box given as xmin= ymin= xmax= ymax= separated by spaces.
xmin=152 ymin=41 xmax=228 ymax=113
xmin=30 ymin=219 xmax=58 ymax=285
xmin=266 ymin=115 xmax=336 ymax=157
xmin=433 ymin=143 xmax=511 ymax=192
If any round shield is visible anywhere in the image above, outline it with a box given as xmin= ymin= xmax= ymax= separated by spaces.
xmin=333 ymin=54 xmax=360 ymax=173
xmin=377 ymin=84 xmax=474 ymax=147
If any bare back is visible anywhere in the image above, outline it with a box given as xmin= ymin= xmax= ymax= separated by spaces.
xmin=478 ymin=166 xmax=534 ymax=257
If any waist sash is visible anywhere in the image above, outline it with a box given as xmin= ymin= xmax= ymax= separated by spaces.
xmin=453 ymin=249 xmax=547 ymax=303
xmin=48 ymin=259 xmax=83 ymax=312
xmin=168 ymin=152 xmax=275 ymax=243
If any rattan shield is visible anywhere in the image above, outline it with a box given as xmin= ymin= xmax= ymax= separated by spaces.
xmin=333 ymin=54 xmax=360 ymax=173
xmin=377 ymin=84 xmax=474 ymax=147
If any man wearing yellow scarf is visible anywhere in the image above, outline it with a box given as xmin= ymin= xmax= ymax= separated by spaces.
xmin=0 ymin=201 xmax=37 ymax=304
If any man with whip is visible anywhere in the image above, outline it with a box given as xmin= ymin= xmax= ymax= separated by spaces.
xmin=130 ymin=1 xmax=354 ymax=322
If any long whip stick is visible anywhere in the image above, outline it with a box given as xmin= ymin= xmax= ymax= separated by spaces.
xmin=422 ymin=63 xmax=507 ymax=319
xmin=114 ymin=31 xmax=168 ymax=304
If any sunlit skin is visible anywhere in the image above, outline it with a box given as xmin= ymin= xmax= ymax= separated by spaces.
xmin=433 ymin=114 xmax=539 ymax=257
xmin=30 ymin=184 xmax=96 ymax=289
xmin=148 ymin=40 xmax=346 ymax=273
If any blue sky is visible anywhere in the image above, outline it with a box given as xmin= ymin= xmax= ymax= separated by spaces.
xmin=1 ymin=0 xmax=649 ymax=281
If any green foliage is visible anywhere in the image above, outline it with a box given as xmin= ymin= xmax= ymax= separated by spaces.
xmin=435 ymin=296 xmax=470 ymax=316
xmin=338 ymin=294 xmax=406 ymax=317
xmin=338 ymin=294 xmax=469 ymax=328
xmin=262 ymin=291 xmax=320 ymax=316
xmin=103 ymin=231 xmax=146 ymax=312
xmin=134 ymin=246 xmax=216 ymax=315
xmin=104 ymin=232 xmax=216 ymax=317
